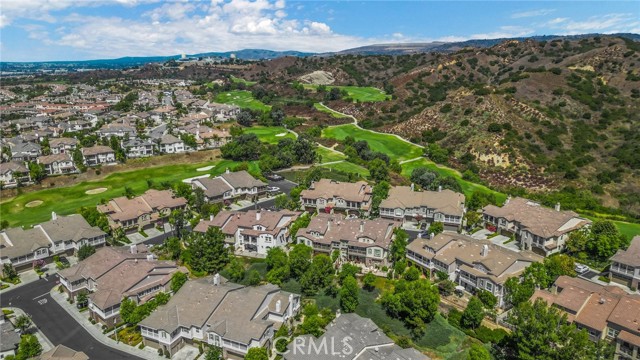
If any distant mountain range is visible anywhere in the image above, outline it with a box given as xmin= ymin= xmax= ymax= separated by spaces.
xmin=1 ymin=33 xmax=638 ymax=72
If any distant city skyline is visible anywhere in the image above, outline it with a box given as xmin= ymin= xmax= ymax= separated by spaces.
xmin=1 ymin=0 xmax=639 ymax=62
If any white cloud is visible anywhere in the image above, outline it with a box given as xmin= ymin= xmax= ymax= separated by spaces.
xmin=545 ymin=13 xmax=638 ymax=35
xmin=469 ymin=26 xmax=534 ymax=40
xmin=511 ymin=9 xmax=555 ymax=19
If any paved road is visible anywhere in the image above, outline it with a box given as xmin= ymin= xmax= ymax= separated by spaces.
xmin=0 ymin=278 xmax=142 ymax=360
xmin=237 ymin=179 xmax=298 ymax=212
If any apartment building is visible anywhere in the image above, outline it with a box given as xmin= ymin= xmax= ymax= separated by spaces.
xmin=406 ymin=232 xmax=542 ymax=307
xmin=379 ymin=185 xmax=466 ymax=230
xmin=140 ymin=275 xmax=301 ymax=359
xmin=0 ymin=213 xmax=106 ymax=271
xmin=58 ymin=245 xmax=186 ymax=326
xmin=191 ymin=169 xmax=267 ymax=203
xmin=609 ymin=236 xmax=640 ymax=290
xmin=300 ymin=179 xmax=373 ymax=216
xmin=533 ymin=276 xmax=640 ymax=360
xmin=97 ymin=189 xmax=187 ymax=232
xmin=194 ymin=210 xmax=301 ymax=256
xmin=482 ymin=197 xmax=591 ymax=256
xmin=296 ymin=213 xmax=399 ymax=267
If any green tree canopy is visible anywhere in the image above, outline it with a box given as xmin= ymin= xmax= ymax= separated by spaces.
xmin=170 ymin=271 xmax=188 ymax=293
xmin=78 ymin=244 xmax=96 ymax=261
xmin=300 ymin=254 xmax=334 ymax=295
xmin=461 ymin=296 xmax=485 ymax=329
xmin=340 ymin=275 xmax=360 ymax=313
xmin=266 ymin=247 xmax=290 ymax=285
xmin=244 ymin=347 xmax=268 ymax=360
xmin=185 ymin=228 xmax=230 ymax=274
xmin=288 ymin=243 xmax=312 ymax=279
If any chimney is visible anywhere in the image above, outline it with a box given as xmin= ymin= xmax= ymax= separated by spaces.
xmin=555 ymin=202 xmax=561 ymax=212
xmin=438 ymin=185 xmax=442 ymax=192
xmin=359 ymin=221 xmax=364 ymax=233
xmin=481 ymin=244 xmax=489 ymax=257
xmin=410 ymin=183 xmax=415 ymax=191
xmin=599 ymin=296 xmax=605 ymax=304
xmin=51 ymin=211 xmax=57 ymax=221
xmin=385 ymin=224 xmax=394 ymax=239
xmin=130 ymin=244 xmax=137 ymax=254
xmin=288 ymin=294 xmax=294 ymax=317
xmin=327 ymin=217 xmax=332 ymax=231
xmin=210 ymin=214 xmax=214 ymax=221
xmin=430 ymin=232 xmax=435 ymax=239
xmin=505 ymin=195 xmax=511 ymax=205
xmin=225 ymin=167 xmax=230 ymax=174
xmin=256 ymin=210 xmax=261 ymax=221
xmin=275 ymin=299 xmax=281 ymax=313
xmin=146 ymin=254 xmax=155 ymax=261
xmin=213 ymin=273 xmax=220 ymax=286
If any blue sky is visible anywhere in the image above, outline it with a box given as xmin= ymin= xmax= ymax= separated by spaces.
xmin=1 ymin=1 xmax=638 ymax=62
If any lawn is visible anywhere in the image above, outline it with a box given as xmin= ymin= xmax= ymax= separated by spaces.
xmin=314 ymin=103 xmax=348 ymax=118
xmin=230 ymin=75 xmax=257 ymax=86
xmin=1 ymin=159 xmax=260 ymax=228
xmin=322 ymin=124 xmax=423 ymax=161
xmin=319 ymin=161 xmax=370 ymax=178
xmin=244 ymin=126 xmax=296 ymax=144
xmin=316 ymin=146 xmax=346 ymax=163
xmin=401 ymin=158 xmax=508 ymax=203
xmin=582 ymin=216 xmax=640 ymax=240
xmin=214 ymin=90 xmax=271 ymax=112
xmin=304 ymin=85 xmax=390 ymax=102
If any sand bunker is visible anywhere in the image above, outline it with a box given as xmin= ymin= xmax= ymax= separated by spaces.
xmin=275 ymin=133 xmax=287 ymax=137
xmin=25 ymin=200 xmax=43 ymax=208
xmin=85 ymin=187 xmax=108 ymax=195
xmin=197 ymin=165 xmax=215 ymax=171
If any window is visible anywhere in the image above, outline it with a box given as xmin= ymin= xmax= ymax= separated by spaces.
xmin=374 ymin=249 xmax=382 ymax=257
xmin=485 ymin=282 xmax=493 ymax=292
xmin=606 ymin=327 xmax=619 ymax=339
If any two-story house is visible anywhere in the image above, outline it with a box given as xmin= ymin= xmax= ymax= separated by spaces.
xmin=49 ymin=137 xmax=78 ymax=154
xmin=139 ymin=275 xmax=301 ymax=359
xmin=97 ymin=189 xmax=187 ymax=232
xmin=300 ymin=179 xmax=373 ymax=216
xmin=9 ymin=139 xmax=41 ymax=162
xmin=37 ymin=153 xmax=77 ymax=175
xmin=379 ymin=185 xmax=466 ymax=230
xmin=122 ymin=137 xmax=155 ymax=158
xmin=159 ymin=134 xmax=185 ymax=154
xmin=81 ymin=145 xmax=116 ymax=166
xmin=296 ymin=213 xmax=399 ymax=267
xmin=482 ymin=197 xmax=591 ymax=256
xmin=191 ymin=170 xmax=267 ymax=204
xmin=533 ymin=276 xmax=640 ymax=360
xmin=406 ymin=232 xmax=542 ymax=307
xmin=58 ymin=245 xmax=186 ymax=326
xmin=609 ymin=236 xmax=640 ymax=290
xmin=0 ymin=161 xmax=31 ymax=188
xmin=194 ymin=210 xmax=301 ymax=256
xmin=0 ymin=213 xmax=106 ymax=272
xmin=96 ymin=122 xmax=137 ymax=138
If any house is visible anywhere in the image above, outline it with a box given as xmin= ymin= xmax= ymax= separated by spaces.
xmin=300 ymin=179 xmax=373 ymax=216
xmin=0 ymin=314 xmax=20 ymax=359
xmin=609 ymin=236 xmax=640 ymax=290
xmin=49 ymin=137 xmax=78 ymax=154
xmin=0 ymin=161 xmax=31 ymax=188
xmin=532 ymin=276 xmax=640 ymax=359
xmin=482 ymin=197 xmax=591 ymax=256
xmin=379 ymin=185 xmax=466 ymax=230
xmin=191 ymin=170 xmax=267 ymax=203
xmin=122 ymin=137 xmax=155 ymax=158
xmin=58 ymin=245 xmax=186 ymax=326
xmin=139 ymin=275 xmax=301 ymax=359
xmin=97 ymin=189 xmax=187 ymax=232
xmin=159 ymin=134 xmax=185 ymax=154
xmin=9 ymin=139 xmax=41 ymax=162
xmin=194 ymin=210 xmax=301 ymax=256
xmin=406 ymin=232 xmax=542 ymax=307
xmin=37 ymin=153 xmax=77 ymax=175
xmin=284 ymin=313 xmax=429 ymax=360
xmin=81 ymin=145 xmax=116 ymax=166
xmin=0 ymin=213 xmax=106 ymax=272
xmin=37 ymin=345 xmax=89 ymax=360
xmin=296 ymin=213 xmax=400 ymax=267
xmin=96 ymin=122 xmax=136 ymax=138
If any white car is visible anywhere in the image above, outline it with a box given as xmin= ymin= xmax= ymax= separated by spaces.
xmin=575 ymin=264 xmax=589 ymax=273
xmin=267 ymin=186 xmax=280 ymax=193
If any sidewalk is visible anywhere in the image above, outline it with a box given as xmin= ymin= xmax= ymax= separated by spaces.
xmin=5 ymin=307 xmax=54 ymax=353
xmin=49 ymin=289 xmax=163 ymax=360
xmin=1 ymin=269 xmax=45 ymax=295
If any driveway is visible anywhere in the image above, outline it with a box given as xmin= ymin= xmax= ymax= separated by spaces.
xmin=471 ymin=229 xmax=492 ymax=240
xmin=0 ymin=279 xmax=142 ymax=360
xmin=236 ymin=179 xmax=298 ymax=212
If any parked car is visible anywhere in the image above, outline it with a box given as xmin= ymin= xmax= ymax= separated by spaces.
xmin=265 ymin=173 xmax=283 ymax=181
xmin=267 ymin=186 xmax=280 ymax=193
xmin=575 ymin=264 xmax=589 ymax=274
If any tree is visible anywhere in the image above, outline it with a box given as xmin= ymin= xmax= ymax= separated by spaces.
xmin=300 ymin=254 xmax=334 ymax=295
xmin=78 ymin=245 xmax=96 ymax=261
xmin=169 ymin=209 xmax=187 ymax=240
xmin=338 ymin=263 xmax=360 ymax=284
xmin=79 ymin=207 xmax=109 ymax=232
xmin=544 ymin=254 xmax=576 ymax=280
xmin=438 ymin=280 xmax=456 ymax=296
xmin=119 ymin=297 xmax=137 ymax=324
xmin=164 ymin=236 xmax=182 ymax=261
xmin=204 ymin=346 xmax=223 ymax=360
xmin=15 ymin=334 xmax=42 ymax=360
xmin=461 ymin=296 xmax=485 ymax=329
xmin=429 ymin=222 xmax=444 ymax=236
xmin=3 ymin=263 xmax=18 ymax=281
xmin=390 ymin=229 xmax=409 ymax=263
xmin=404 ymin=267 xmax=421 ymax=281
xmin=371 ymin=181 xmax=390 ymax=217
xmin=467 ymin=343 xmax=491 ymax=360
xmin=15 ymin=315 xmax=32 ymax=334
xmin=340 ymin=275 xmax=359 ymax=313
xmin=367 ymin=158 xmax=389 ymax=182
xmin=274 ymin=324 xmax=290 ymax=354
xmin=244 ymin=347 xmax=268 ymax=360
xmin=28 ymin=162 xmax=46 ymax=183
xmin=363 ymin=272 xmax=376 ymax=291
xmin=567 ymin=221 xmax=629 ymax=261
xmin=246 ymin=270 xmax=262 ymax=286
xmin=381 ymin=279 xmax=440 ymax=334
xmin=266 ymin=247 xmax=290 ymax=285
xmin=476 ymin=290 xmax=497 ymax=309
xmin=226 ymin=257 xmax=246 ymax=282
xmin=171 ymin=271 xmax=188 ymax=293
xmin=288 ymin=243 xmax=312 ymax=279
xmin=186 ymin=228 xmax=230 ymax=274
xmin=506 ymin=299 xmax=598 ymax=360
xmin=220 ymin=134 xmax=263 ymax=161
